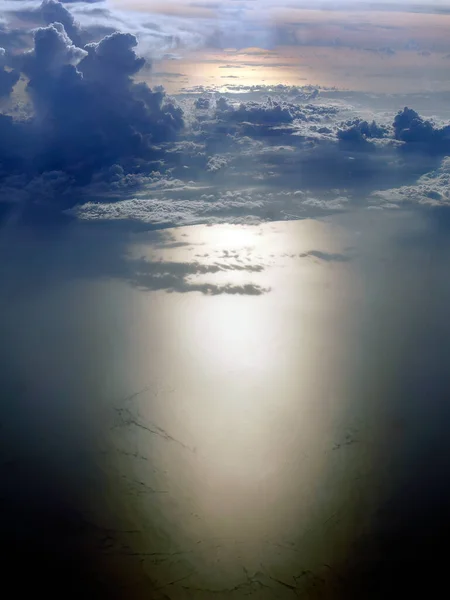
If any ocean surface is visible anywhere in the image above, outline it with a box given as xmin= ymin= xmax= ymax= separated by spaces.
xmin=2 ymin=208 xmax=450 ymax=598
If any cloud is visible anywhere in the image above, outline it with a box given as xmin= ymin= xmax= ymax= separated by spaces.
xmin=206 ymin=155 xmax=229 ymax=172
xmin=1 ymin=3 xmax=450 ymax=228
xmin=40 ymin=0 xmax=82 ymax=45
xmin=337 ymin=118 xmax=388 ymax=150
xmin=5 ymin=0 xmax=450 ymax=63
xmin=371 ymin=157 xmax=450 ymax=209
xmin=1 ymin=0 xmax=206 ymax=56
xmin=152 ymin=71 xmax=186 ymax=78
xmin=0 ymin=5 xmax=186 ymax=216
xmin=298 ymin=250 xmax=351 ymax=262
xmin=23 ymin=21 xmax=86 ymax=82
xmin=0 ymin=47 xmax=20 ymax=96
xmin=61 ymin=92 xmax=450 ymax=227
xmin=394 ymin=107 xmax=450 ymax=154
xmin=222 ymin=97 xmax=296 ymax=124
xmin=194 ymin=96 xmax=210 ymax=109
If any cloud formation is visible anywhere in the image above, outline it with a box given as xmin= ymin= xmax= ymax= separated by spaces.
xmin=0 ymin=2 xmax=186 ymax=217
xmin=371 ymin=157 xmax=450 ymax=209
xmin=394 ymin=107 xmax=450 ymax=154
xmin=40 ymin=0 xmax=82 ymax=45
xmin=0 ymin=1 xmax=450 ymax=228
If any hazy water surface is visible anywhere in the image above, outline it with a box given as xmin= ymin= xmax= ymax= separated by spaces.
xmin=2 ymin=209 xmax=450 ymax=598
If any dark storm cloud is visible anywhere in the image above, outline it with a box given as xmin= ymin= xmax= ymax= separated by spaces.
xmin=0 ymin=1 xmax=185 ymax=218
xmin=28 ymin=26 xmax=184 ymax=174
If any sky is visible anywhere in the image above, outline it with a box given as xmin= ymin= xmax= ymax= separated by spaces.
xmin=114 ymin=0 xmax=450 ymax=92
xmin=1 ymin=0 xmax=450 ymax=229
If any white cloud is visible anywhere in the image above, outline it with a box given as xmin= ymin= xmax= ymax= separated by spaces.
xmin=371 ymin=157 xmax=450 ymax=208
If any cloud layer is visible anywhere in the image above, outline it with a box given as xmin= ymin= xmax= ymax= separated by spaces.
xmin=0 ymin=1 xmax=450 ymax=228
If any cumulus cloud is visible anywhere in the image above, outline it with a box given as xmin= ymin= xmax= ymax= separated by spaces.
xmin=40 ymin=0 xmax=82 ymax=45
xmin=195 ymin=96 xmax=210 ymax=110
xmin=337 ymin=118 xmax=388 ymax=150
xmin=214 ymin=96 xmax=311 ymax=125
xmin=25 ymin=25 xmax=181 ymax=175
xmin=0 ymin=2 xmax=186 ymax=218
xmin=371 ymin=157 xmax=450 ymax=208
xmin=394 ymin=107 xmax=450 ymax=154
xmin=23 ymin=21 xmax=86 ymax=82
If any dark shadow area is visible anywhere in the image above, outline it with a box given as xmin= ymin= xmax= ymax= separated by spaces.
xmin=0 ymin=220 xmax=269 ymax=296
xmin=333 ymin=222 xmax=450 ymax=598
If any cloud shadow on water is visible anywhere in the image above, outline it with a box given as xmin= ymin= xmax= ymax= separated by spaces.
xmin=0 ymin=221 xmax=270 ymax=297
xmin=298 ymin=250 xmax=352 ymax=262
xmin=127 ymin=257 xmax=269 ymax=295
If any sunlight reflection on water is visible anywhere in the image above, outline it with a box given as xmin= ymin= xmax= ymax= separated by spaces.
xmin=2 ymin=210 xmax=450 ymax=598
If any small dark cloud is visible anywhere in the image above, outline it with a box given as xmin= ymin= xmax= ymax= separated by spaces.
xmin=152 ymin=72 xmax=186 ymax=78
xmin=298 ymin=250 xmax=352 ymax=262
xmin=0 ymin=8 xmax=185 ymax=216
